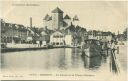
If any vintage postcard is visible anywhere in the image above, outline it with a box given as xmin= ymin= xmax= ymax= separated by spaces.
xmin=0 ymin=0 xmax=127 ymax=81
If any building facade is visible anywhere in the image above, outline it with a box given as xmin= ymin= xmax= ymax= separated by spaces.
xmin=43 ymin=7 xmax=84 ymax=46
xmin=50 ymin=31 xmax=65 ymax=46
xmin=87 ymin=30 xmax=113 ymax=42
xmin=1 ymin=20 xmax=29 ymax=44
xmin=43 ymin=7 xmax=79 ymax=30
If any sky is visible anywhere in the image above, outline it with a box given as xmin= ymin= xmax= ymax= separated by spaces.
xmin=1 ymin=1 xmax=128 ymax=34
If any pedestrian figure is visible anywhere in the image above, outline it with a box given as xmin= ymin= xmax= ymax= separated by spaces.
xmin=109 ymin=40 xmax=120 ymax=74
xmin=39 ymin=41 xmax=42 ymax=47
xmin=117 ymin=46 xmax=119 ymax=54
xmin=111 ymin=41 xmax=116 ymax=57
xmin=36 ymin=41 xmax=40 ymax=47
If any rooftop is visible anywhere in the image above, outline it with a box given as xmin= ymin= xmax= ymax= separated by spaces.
xmin=64 ymin=14 xmax=71 ymax=19
xmin=43 ymin=14 xmax=51 ymax=21
xmin=73 ymin=15 xmax=79 ymax=21
xmin=51 ymin=7 xmax=63 ymax=13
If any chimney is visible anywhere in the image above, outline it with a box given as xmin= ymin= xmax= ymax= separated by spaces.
xmin=30 ymin=17 xmax=32 ymax=27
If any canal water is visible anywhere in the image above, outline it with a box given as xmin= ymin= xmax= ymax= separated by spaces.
xmin=1 ymin=48 xmax=107 ymax=71
xmin=1 ymin=47 xmax=127 ymax=80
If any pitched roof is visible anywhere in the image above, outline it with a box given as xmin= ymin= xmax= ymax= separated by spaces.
xmin=5 ymin=23 xmax=10 ymax=26
xmin=64 ymin=14 xmax=71 ymax=19
xmin=51 ymin=7 xmax=63 ymax=13
xmin=49 ymin=16 xmax=52 ymax=20
xmin=65 ymin=24 xmax=76 ymax=32
xmin=101 ymin=32 xmax=112 ymax=36
xmin=28 ymin=27 xmax=40 ymax=36
xmin=52 ymin=31 xmax=64 ymax=36
xmin=43 ymin=14 xmax=51 ymax=21
xmin=73 ymin=15 xmax=79 ymax=21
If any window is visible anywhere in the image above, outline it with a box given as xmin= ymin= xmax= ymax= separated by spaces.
xmin=60 ymin=43 xmax=63 ymax=45
xmin=56 ymin=42 xmax=59 ymax=45
xmin=53 ymin=42 xmax=55 ymax=45
xmin=53 ymin=35 xmax=63 ymax=38
xmin=53 ymin=35 xmax=59 ymax=38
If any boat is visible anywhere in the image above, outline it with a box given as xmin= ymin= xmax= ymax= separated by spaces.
xmin=67 ymin=44 xmax=81 ymax=48
xmin=81 ymin=39 xmax=102 ymax=57
xmin=47 ymin=43 xmax=53 ymax=49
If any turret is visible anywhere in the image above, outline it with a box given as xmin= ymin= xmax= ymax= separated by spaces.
xmin=43 ymin=14 xmax=51 ymax=21
xmin=63 ymin=14 xmax=71 ymax=27
xmin=43 ymin=14 xmax=52 ymax=30
xmin=73 ymin=15 xmax=79 ymax=26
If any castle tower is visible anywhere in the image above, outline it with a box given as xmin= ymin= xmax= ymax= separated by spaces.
xmin=51 ymin=7 xmax=63 ymax=30
xmin=73 ymin=15 xmax=79 ymax=26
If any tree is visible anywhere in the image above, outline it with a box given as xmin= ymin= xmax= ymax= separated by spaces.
xmin=123 ymin=28 xmax=128 ymax=40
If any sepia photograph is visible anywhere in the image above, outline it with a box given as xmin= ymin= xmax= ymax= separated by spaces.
xmin=0 ymin=1 xmax=127 ymax=81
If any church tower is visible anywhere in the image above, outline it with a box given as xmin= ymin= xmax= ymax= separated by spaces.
xmin=51 ymin=7 xmax=63 ymax=30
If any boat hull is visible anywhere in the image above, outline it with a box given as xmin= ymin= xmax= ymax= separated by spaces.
xmin=83 ymin=47 xmax=101 ymax=57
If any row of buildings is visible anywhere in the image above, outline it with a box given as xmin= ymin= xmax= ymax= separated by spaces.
xmin=1 ymin=20 xmax=50 ymax=45
xmin=1 ymin=20 xmax=86 ymax=46
xmin=1 ymin=7 xmax=116 ymax=47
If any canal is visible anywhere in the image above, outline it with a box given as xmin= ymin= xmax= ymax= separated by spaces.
xmin=1 ymin=48 xmax=109 ymax=71
xmin=1 ymin=47 xmax=127 ymax=80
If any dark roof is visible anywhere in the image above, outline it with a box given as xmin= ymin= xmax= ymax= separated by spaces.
xmin=43 ymin=14 xmax=51 ymax=21
xmin=101 ymin=32 xmax=112 ymax=36
xmin=117 ymin=34 xmax=125 ymax=39
xmin=39 ymin=27 xmax=54 ymax=35
xmin=28 ymin=27 xmax=40 ymax=35
xmin=5 ymin=23 xmax=10 ymax=26
xmin=64 ymin=14 xmax=71 ymax=19
xmin=65 ymin=24 xmax=76 ymax=32
xmin=49 ymin=16 xmax=52 ymax=20
xmin=18 ymin=24 xmax=24 ymax=27
xmin=87 ymin=30 xmax=112 ymax=36
xmin=51 ymin=7 xmax=63 ymax=13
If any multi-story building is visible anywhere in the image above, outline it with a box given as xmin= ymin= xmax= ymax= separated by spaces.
xmin=50 ymin=31 xmax=65 ymax=46
xmin=87 ymin=30 xmax=113 ymax=42
xmin=43 ymin=7 xmax=79 ymax=30
xmin=44 ymin=7 xmax=87 ymax=46
xmin=1 ymin=19 xmax=29 ymax=44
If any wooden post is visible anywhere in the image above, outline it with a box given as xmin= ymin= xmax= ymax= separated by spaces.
xmin=117 ymin=46 xmax=119 ymax=54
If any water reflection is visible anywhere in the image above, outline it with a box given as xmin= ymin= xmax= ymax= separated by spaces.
xmin=2 ymin=48 xmax=110 ymax=71
xmin=81 ymin=55 xmax=102 ymax=69
xmin=58 ymin=48 xmax=67 ymax=70
xmin=71 ymin=48 xmax=83 ymax=68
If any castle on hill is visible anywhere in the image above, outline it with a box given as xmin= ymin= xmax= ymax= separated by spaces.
xmin=43 ymin=7 xmax=79 ymax=30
